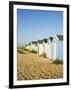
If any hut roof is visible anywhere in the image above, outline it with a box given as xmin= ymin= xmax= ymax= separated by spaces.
xmin=49 ymin=37 xmax=53 ymax=42
xmin=43 ymin=38 xmax=48 ymax=43
xmin=56 ymin=35 xmax=63 ymax=40
xmin=38 ymin=40 xmax=43 ymax=44
xmin=32 ymin=41 xmax=38 ymax=44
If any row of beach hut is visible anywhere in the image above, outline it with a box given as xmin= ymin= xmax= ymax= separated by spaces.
xmin=26 ymin=35 xmax=63 ymax=61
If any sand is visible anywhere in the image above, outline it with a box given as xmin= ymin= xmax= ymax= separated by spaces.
xmin=17 ymin=51 xmax=63 ymax=80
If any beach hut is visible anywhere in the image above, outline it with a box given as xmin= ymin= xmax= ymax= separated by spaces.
xmin=38 ymin=40 xmax=44 ymax=56
xmin=43 ymin=38 xmax=48 ymax=57
xmin=27 ymin=43 xmax=32 ymax=51
xmin=26 ymin=44 xmax=30 ymax=50
xmin=53 ymin=35 xmax=63 ymax=60
xmin=31 ymin=41 xmax=38 ymax=52
xmin=47 ymin=37 xmax=54 ymax=59
xmin=26 ymin=41 xmax=38 ymax=52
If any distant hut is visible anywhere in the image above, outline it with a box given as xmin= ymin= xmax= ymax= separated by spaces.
xmin=38 ymin=40 xmax=44 ymax=55
xmin=47 ymin=37 xmax=54 ymax=59
xmin=43 ymin=38 xmax=48 ymax=57
xmin=31 ymin=41 xmax=38 ymax=52
xmin=53 ymin=35 xmax=63 ymax=60
xmin=26 ymin=43 xmax=30 ymax=50
xmin=27 ymin=42 xmax=32 ymax=51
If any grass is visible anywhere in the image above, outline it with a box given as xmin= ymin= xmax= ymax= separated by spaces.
xmin=30 ymin=50 xmax=37 ymax=53
xmin=23 ymin=48 xmax=29 ymax=51
xmin=52 ymin=59 xmax=63 ymax=64
xmin=17 ymin=49 xmax=26 ymax=54
xmin=40 ymin=53 xmax=47 ymax=58
xmin=17 ymin=50 xmax=23 ymax=54
xmin=17 ymin=48 xmax=37 ymax=54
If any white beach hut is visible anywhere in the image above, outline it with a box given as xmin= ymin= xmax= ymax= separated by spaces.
xmin=26 ymin=44 xmax=30 ymax=50
xmin=38 ymin=40 xmax=44 ymax=56
xmin=30 ymin=41 xmax=38 ymax=52
xmin=43 ymin=38 xmax=48 ymax=57
xmin=47 ymin=37 xmax=54 ymax=59
xmin=53 ymin=35 xmax=63 ymax=60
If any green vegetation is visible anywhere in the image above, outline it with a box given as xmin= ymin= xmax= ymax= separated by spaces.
xmin=40 ymin=53 xmax=47 ymax=58
xmin=23 ymin=48 xmax=29 ymax=51
xmin=17 ymin=49 xmax=26 ymax=54
xmin=17 ymin=50 xmax=23 ymax=54
xmin=30 ymin=50 xmax=37 ymax=53
xmin=52 ymin=59 xmax=63 ymax=64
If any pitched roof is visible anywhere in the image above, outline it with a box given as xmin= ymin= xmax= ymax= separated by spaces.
xmin=56 ymin=35 xmax=63 ymax=40
xmin=49 ymin=37 xmax=53 ymax=42
xmin=32 ymin=41 xmax=38 ymax=44
xmin=43 ymin=38 xmax=48 ymax=43
xmin=38 ymin=40 xmax=43 ymax=44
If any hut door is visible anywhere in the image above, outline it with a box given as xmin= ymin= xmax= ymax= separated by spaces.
xmin=50 ymin=44 xmax=54 ymax=59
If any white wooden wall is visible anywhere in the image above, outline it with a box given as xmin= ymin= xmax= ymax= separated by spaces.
xmin=38 ymin=44 xmax=44 ymax=55
xmin=43 ymin=43 xmax=48 ymax=57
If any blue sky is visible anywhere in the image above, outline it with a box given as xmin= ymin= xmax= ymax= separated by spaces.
xmin=17 ymin=9 xmax=63 ymax=47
